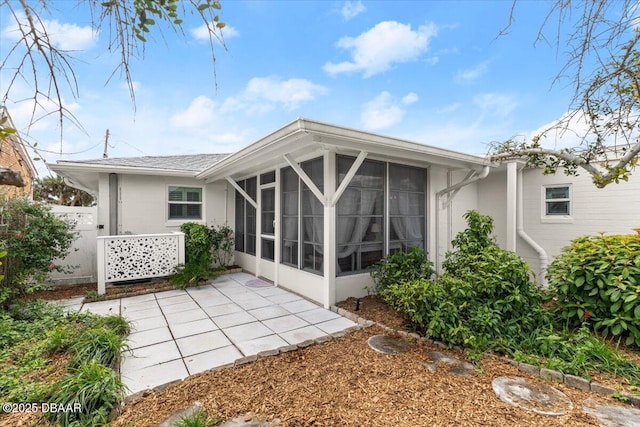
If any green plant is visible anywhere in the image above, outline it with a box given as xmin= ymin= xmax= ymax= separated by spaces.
xmin=181 ymin=222 xmax=213 ymax=266
xmin=210 ymin=224 xmax=234 ymax=267
xmin=170 ymin=262 xmax=224 ymax=289
xmin=370 ymin=246 xmax=434 ymax=293
xmin=98 ymin=314 xmax=131 ymax=337
xmin=0 ymin=301 xmax=128 ymax=424
xmin=70 ymin=326 xmax=128 ymax=368
xmin=383 ymin=210 xmax=640 ymax=384
xmin=175 ymin=408 xmax=220 ymax=427
xmin=85 ymin=290 xmax=99 ymax=300
xmin=0 ymin=197 xmax=77 ymax=308
xmin=47 ymin=359 xmax=124 ymax=426
xmin=547 ymin=233 xmax=640 ymax=346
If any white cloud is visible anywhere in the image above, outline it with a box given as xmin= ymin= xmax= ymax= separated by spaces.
xmin=169 ymin=96 xmax=250 ymax=149
xmin=324 ymin=21 xmax=438 ymax=78
xmin=473 ymin=93 xmax=517 ymax=117
xmin=402 ymin=92 xmax=419 ymax=105
xmin=2 ymin=13 xmax=96 ymax=51
xmin=222 ymin=76 xmax=328 ymax=114
xmin=191 ymin=23 xmax=239 ymax=42
xmin=437 ymin=103 xmax=461 ymax=114
xmin=455 ymin=61 xmax=489 ymax=83
xmin=170 ymin=96 xmax=218 ymax=128
xmin=340 ymin=1 xmax=366 ymax=21
xmin=361 ymin=91 xmax=417 ymax=130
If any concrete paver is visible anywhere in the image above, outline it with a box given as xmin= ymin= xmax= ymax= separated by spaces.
xmin=76 ymin=272 xmax=358 ymax=396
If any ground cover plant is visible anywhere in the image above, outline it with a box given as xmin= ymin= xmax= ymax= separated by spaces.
xmin=379 ymin=210 xmax=640 ymax=386
xmin=0 ymin=300 xmax=129 ymax=426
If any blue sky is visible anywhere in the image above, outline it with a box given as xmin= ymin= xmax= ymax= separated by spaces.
xmin=1 ymin=1 xmax=598 ymax=176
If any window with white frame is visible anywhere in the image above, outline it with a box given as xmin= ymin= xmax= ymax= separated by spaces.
xmin=168 ymin=186 xmax=202 ymax=220
xmin=544 ymin=185 xmax=571 ymax=216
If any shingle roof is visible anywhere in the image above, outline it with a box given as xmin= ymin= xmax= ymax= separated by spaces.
xmin=79 ymin=153 xmax=230 ymax=173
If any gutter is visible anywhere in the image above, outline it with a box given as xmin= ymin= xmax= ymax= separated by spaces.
xmin=434 ymin=165 xmax=491 ymax=273
xmin=517 ymin=167 xmax=549 ymax=287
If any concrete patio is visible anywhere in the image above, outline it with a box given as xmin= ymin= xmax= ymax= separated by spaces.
xmin=58 ymin=272 xmax=358 ymax=396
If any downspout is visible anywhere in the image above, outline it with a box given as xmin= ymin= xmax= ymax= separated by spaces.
xmin=434 ymin=165 xmax=490 ymax=273
xmin=517 ymin=167 xmax=549 ymax=287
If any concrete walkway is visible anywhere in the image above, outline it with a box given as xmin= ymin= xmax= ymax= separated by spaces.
xmin=59 ymin=272 xmax=357 ymax=396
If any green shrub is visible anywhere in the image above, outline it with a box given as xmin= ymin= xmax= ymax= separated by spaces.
xmin=382 ymin=211 xmax=551 ymax=357
xmin=0 ymin=197 xmax=77 ymax=307
xmin=181 ymin=222 xmax=213 ymax=266
xmin=210 ymin=224 xmax=234 ymax=267
xmin=382 ymin=211 xmax=640 ymax=384
xmin=547 ymin=233 xmax=640 ymax=346
xmin=370 ymin=246 xmax=434 ymax=293
xmin=47 ymin=359 xmax=124 ymax=426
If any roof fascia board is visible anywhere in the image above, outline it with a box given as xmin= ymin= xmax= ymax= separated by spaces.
xmin=1 ymin=106 xmax=38 ymax=177
xmin=198 ymin=119 xmax=307 ymax=180
xmin=49 ymin=162 xmax=199 ymax=178
xmin=301 ymin=119 xmax=491 ymax=168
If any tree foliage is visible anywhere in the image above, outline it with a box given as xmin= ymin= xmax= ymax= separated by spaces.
xmin=0 ymin=0 xmax=226 ymax=157
xmin=33 ymin=176 xmax=94 ymax=206
xmin=491 ymin=0 xmax=640 ymax=187
xmin=0 ymin=197 xmax=77 ymax=308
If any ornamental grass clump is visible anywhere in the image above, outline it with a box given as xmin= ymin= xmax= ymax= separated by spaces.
xmin=547 ymin=232 xmax=640 ymax=346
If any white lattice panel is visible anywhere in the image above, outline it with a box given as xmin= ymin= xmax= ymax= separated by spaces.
xmin=97 ymin=232 xmax=185 ymax=294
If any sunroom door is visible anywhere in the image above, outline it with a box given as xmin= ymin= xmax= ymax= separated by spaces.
xmin=260 ymin=186 xmax=276 ymax=262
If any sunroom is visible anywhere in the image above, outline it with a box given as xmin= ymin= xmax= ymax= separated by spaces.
xmin=198 ymin=118 xmax=491 ymax=308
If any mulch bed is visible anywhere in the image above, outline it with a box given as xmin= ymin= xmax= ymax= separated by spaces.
xmin=112 ymin=325 xmax=604 ymax=427
xmin=6 ymin=292 xmax=636 ymax=426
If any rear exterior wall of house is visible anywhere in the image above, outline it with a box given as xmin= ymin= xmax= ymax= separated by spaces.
xmin=478 ymin=167 xmax=640 ymax=282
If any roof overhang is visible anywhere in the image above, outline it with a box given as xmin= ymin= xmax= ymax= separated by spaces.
xmin=198 ymin=118 xmax=494 ymax=183
xmin=48 ymin=161 xmax=199 ymax=193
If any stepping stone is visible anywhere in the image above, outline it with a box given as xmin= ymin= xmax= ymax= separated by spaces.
xmin=245 ymin=278 xmax=274 ymax=288
xmin=492 ymin=376 xmax=574 ymax=416
xmin=422 ymin=351 xmax=476 ymax=377
xmin=367 ymin=335 xmax=411 ymax=355
xmin=582 ymin=398 xmax=640 ymax=427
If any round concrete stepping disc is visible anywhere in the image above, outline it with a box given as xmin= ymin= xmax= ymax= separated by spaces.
xmin=245 ymin=278 xmax=274 ymax=288
xmin=367 ymin=335 xmax=411 ymax=355
xmin=492 ymin=376 xmax=574 ymax=416
xmin=582 ymin=398 xmax=640 ymax=427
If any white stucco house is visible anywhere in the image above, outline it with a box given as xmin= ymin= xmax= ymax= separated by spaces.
xmin=49 ymin=118 xmax=640 ymax=307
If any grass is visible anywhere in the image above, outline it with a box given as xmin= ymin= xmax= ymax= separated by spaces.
xmin=0 ymin=299 xmax=129 ymax=425
xmin=175 ymin=409 xmax=222 ymax=427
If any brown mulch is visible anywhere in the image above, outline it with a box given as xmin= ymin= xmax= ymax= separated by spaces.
xmin=111 ymin=326 xmax=608 ymax=427
xmin=337 ymin=295 xmax=409 ymax=330
xmin=7 ymin=292 xmax=637 ymax=426
xmin=25 ymin=280 xmax=171 ymax=301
